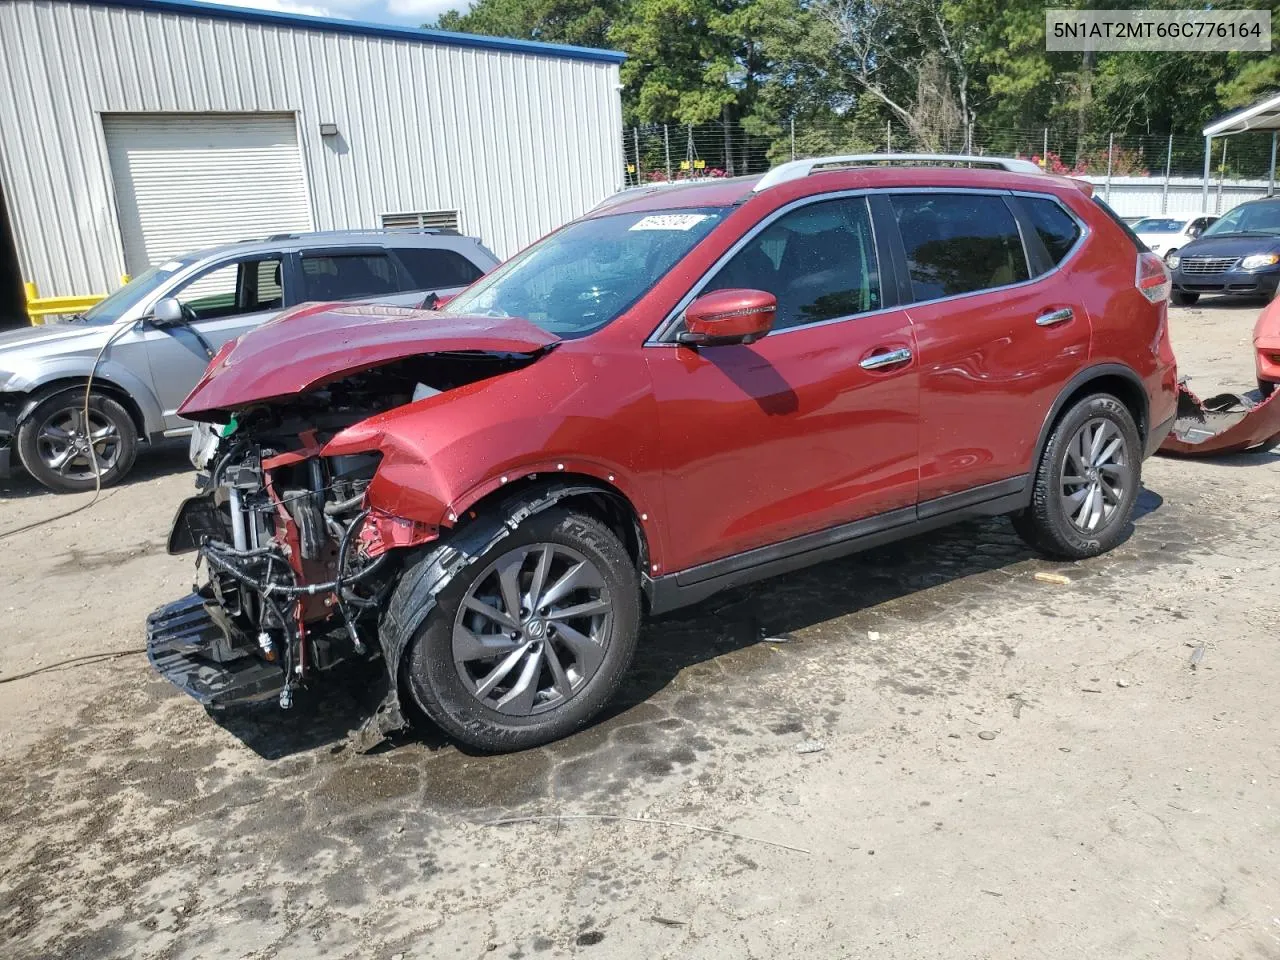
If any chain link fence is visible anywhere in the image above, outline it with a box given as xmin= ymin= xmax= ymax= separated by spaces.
xmin=621 ymin=121 xmax=1280 ymax=214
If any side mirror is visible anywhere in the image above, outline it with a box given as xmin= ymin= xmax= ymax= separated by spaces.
xmin=677 ymin=288 xmax=776 ymax=347
xmin=151 ymin=297 xmax=187 ymax=328
xmin=419 ymin=291 xmax=456 ymax=310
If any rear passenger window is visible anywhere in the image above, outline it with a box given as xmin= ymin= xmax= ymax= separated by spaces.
xmin=300 ymin=254 xmax=397 ymax=301
xmin=703 ymin=196 xmax=880 ymax=330
xmin=1023 ymin=197 xmax=1082 ymax=267
xmin=891 ymin=194 xmax=1029 ymax=300
xmin=394 ymin=248 xmax=485 ymax=290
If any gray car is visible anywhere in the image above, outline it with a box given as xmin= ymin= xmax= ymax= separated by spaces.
xmin=0 ymin=230 xmax=499 ymax=492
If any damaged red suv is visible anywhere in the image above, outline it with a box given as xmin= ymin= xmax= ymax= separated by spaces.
xmin=150 ymin=155 xmax=1178 ymax=751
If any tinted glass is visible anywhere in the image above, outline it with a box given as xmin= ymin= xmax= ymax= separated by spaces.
xmin=300 ymin=254 xmax=398 ymax=300
xmin=892 ymin=194 xmax=1029 ymax=300
xmin=394 ymin=248 xmax=484 ymax=290
xmin=703 ymin=197 xmax=880 ymax=330
xmin=444 ymin=208 xmax=725 ymax=338
xmin=173 ymin=258 xmax=283 ymax=321
xmin=1201 ymin=200 xmax=1280 ymax=237
xmin=1024 ymin=197 xmax=1083 ymax=267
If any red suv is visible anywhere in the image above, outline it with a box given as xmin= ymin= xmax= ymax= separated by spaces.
xmin=149 ymin=155 xmax=1178 ymax=752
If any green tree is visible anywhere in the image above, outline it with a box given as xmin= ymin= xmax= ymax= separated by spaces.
xmin=430 ymin=0 xmax=620 ymax=50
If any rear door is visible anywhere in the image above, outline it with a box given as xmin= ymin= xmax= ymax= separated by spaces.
xmin=142 ymin=255 xmax=290 ymax=431
xmin=885 ymin=190 xmax=1090 ymax=504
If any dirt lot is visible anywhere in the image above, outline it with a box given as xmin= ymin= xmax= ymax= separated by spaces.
xmin=1 ymin=299 xmax=1278 ymax=960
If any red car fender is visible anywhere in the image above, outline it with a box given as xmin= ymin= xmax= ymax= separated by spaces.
xmin=321 ymin=344 xmax=670 ymax=570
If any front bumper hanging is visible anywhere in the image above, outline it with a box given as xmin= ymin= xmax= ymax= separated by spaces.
xmin=1158 ymin=382 xmax=1280 ymax=457
xmin=146 ymin=593 xmax=285 ymax=709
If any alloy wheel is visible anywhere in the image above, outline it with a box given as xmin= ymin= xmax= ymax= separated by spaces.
xmin=452 ymin=542 xmax=613 ymax=715
xmin=1060 ymin=417 xmax=1129 ymax=533
xmin=34 ymin=407 xmax=122 ymax=482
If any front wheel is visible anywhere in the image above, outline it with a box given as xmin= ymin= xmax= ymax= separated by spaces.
xmin=400 ymin=506 xmax=641 ymax=752
xmin=1013 ymin=394 xmax=1142 ymax=560
xmin=16 ymin=390 xmax=138 ymax=493
xmin=1171 ymin=290 xmax=1199 ymax=306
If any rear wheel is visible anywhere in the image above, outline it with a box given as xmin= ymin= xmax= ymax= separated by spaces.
xmin=16 ymin=390 xmax=138 ymax=493
xmin=401 ymin=506 xmax=640 ymax=752
xmin=1171 ymin=290 xmax=1199 ymax=306
xmin=1013 ymin=394 xmax=1141 ymax=560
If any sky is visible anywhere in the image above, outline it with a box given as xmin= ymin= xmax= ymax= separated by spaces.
xmin=215 ymin=0 xmax=470 ymax=28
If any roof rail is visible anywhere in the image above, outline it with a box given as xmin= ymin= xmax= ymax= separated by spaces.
xmin=753 ymin=153 xmax=1044 ymax=192
xmin=262 ymin=227 xmax=446 ymax=241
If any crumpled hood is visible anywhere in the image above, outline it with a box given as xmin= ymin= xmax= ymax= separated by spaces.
xmin=178 ymin=302 xmax=561 ymax=420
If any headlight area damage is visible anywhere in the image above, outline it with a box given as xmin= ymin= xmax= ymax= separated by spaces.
xmin=146 ymin=304 xmax=561 ymax=744
xmin=1158 ymin=381 xmax=1280 ymax=456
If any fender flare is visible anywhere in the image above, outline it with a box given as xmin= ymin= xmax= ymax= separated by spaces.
xmin=1029 ymin=362 xmax=1148 ymax=471
xmin=356 ymin=482 xmax=627 ymax=750
xmin=445 ymin=458 xmax=660 ymax=565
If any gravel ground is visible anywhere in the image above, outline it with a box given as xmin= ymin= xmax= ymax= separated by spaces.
xmin=1 ymin=298 xmax=1277 ymax=960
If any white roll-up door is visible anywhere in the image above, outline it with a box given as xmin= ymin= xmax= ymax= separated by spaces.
xmin=104 ymin=113 xmax=313 ymax=274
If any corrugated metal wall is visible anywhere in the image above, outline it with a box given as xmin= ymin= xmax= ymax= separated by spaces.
xmin=0 ymin=0 xmax=624 ymax=297
xmin=1079 ymin=176 xmax=1277 ymax=218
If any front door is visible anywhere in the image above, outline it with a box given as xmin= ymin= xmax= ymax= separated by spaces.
xmin=645 ymin=194 xmax=920 ymax=574
xmin=141 ymin=255 xmax=289 ymax=431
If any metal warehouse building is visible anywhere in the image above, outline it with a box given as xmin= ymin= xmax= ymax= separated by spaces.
xmin=0 ymin=0 xmax=625 ymax=316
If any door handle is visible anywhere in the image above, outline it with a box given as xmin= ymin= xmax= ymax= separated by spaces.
xmin=1036 ymin=307 xmax=1074 ymax=327
xmin=859 ymin=347 xmax=913 ymax=370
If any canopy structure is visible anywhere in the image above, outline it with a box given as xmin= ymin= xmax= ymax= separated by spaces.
xmin=1200 ymin=91 xmax=1280 ymax=209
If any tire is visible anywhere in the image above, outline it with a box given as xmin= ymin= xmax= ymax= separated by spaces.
xmin=1012 ymin=393 xmax=1142 ymax=560
xmin=1259 ymin=379 xmax=1276 ymax=399
xmin=16 ymin=389 xmax=138 ymax=493
xmin=1170 ymin=290 xmax=1199 ymax=306
xmin=400 ymin=506 xmax=641 ymax=752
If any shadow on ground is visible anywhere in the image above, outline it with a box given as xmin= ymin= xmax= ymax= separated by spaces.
xmin=206 ymin=487 xmax=1167 ymax=761
xmin=0 ymin=440 xmax=192 ymax=501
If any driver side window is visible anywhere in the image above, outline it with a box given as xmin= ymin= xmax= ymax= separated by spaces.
xmin=173 ymin=258 xmax=284 ymax=321
xmin=703 ymin=196 xmax=881 ymax=331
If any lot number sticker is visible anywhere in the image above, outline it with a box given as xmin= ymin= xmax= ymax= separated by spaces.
xmin=630 ymin=214 xmax=710 ymax=231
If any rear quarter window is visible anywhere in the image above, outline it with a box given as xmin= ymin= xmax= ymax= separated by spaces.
xmin=394 ymin=248 xmax=485 ymax=290
xmin=1023 ymin=197 xmax=1083 ymax=267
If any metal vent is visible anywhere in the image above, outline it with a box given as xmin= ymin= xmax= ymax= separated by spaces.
xmin=381 ymin=209 xmax=461 ymax=232
xmin=1181 ymin=256 xmax=1240 ymax=275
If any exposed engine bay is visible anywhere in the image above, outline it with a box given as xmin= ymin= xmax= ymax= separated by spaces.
xmin=148 ymin=350 xmax=541 ymax=722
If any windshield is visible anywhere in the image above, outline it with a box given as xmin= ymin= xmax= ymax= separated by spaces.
xmin=443 ymin=208 xmax=727 ymax=336
xmin=77 ymin=260 xmax=190 ymax=325
xmin=1132 ymin=218 xmax=1184 ymax=233
xmin=1201 ymin=201 xmax=1280 ymax=238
